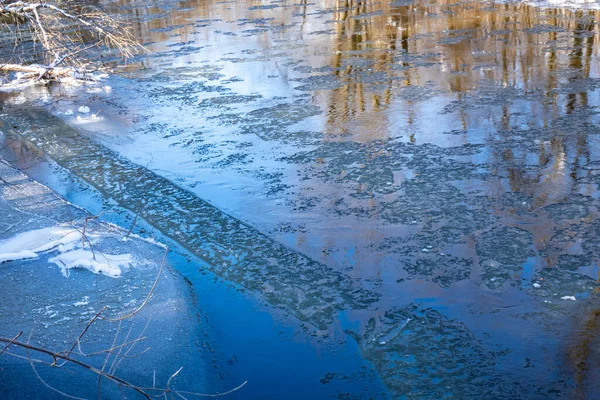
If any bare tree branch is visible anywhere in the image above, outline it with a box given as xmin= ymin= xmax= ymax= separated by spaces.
xmin=0 ymin=337 xmax=152 ymax=399
xmin=0 ymin=1 xmax=140 ymax=85
xmin=0 ymin=337 xmax=249 ymax=399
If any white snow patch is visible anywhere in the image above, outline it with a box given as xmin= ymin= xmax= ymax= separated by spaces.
xmin=0 ymin=226 xmax=132 ymax=278
xmin=0 ymin=227 xmax=81 ymax=262
xmin=78 ymin=105 xmax=90 ymax=114
xmin=64 ymin=109 xmax=74 ymax=116
xmin=73 ymin=296 xmax=90 ymax=307
xmin=50 ymin=249 xmax=131 ymax=278
xmin=0 ymin=250 xmax=38 ymax=263
xmin=533 ymin=282 xmax=541 ymax=288
xmin=561 ymin=296 xmax=576 ymax=301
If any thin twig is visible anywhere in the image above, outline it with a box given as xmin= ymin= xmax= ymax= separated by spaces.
xmin=0 ymin=338 xmax=248 ymax=399
xmin=0 ymin=331 xmax=22 ymax=357
xmin=111 ymin=316 xmax=152 ymax=375
xmin=84 ymin=336 xmax=147 ymax=357
xmin=139 ymin=380 xmax=249 ymax=398
xmin=101 ymin=247 xmax=168 ymax=322
xmin=63 ymin=306 xmax=107 ymax=358
xmin=27 ymin=349 xmax=86 ymax=400
xmin=167 ymin=367 xmax=183 ymax=391
xmin=108 ymin=324 xmax=133 ymax=375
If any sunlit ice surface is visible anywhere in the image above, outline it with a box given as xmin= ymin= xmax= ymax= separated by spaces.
xmin=4 ymin=0 xmax=600 ymax=398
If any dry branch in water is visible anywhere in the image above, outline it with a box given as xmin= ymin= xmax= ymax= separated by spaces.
xmin=0 ymin=1 xmax=140 ymax=83
xmin=0 ymin=242 xmax=248 ymax=399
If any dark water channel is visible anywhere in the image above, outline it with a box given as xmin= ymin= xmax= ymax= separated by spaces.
xmin=4 ymin=0 xmax=600 ymax=398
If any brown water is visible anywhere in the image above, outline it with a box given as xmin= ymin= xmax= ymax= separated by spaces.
xmin=4 ymin=0 xmax=600 ymax=398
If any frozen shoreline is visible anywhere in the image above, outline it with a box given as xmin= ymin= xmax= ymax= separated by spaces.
xmin=0 ymin=157 xmax=217 ymax=398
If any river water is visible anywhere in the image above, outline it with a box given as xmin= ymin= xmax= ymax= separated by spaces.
xmin=3 ymin=0 xmax=600 ymax=398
